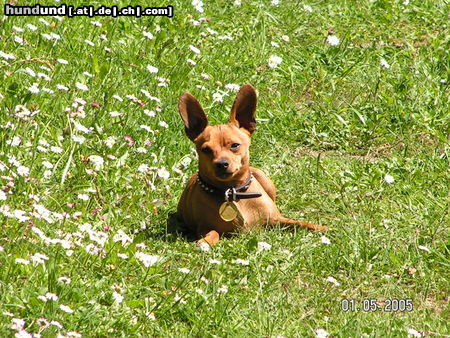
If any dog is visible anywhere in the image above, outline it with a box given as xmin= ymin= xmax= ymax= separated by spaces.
xmin=176 ymin=84 xmax=327 ymax=246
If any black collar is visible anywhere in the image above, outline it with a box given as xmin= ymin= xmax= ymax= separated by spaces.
xmin=196 ymin=172 xmax=262 ymax=202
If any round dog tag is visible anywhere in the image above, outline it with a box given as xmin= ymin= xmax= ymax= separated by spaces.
xmin=219 ymin=202 xmax=239 ymax=221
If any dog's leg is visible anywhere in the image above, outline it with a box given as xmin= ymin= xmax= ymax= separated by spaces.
xmin=251 ymin=167 xmax=277 ymax=201
xmin=197 ymin=230 xmax=220 ymax=246
xmin=275 ymin=217 xmax=328 ymax=231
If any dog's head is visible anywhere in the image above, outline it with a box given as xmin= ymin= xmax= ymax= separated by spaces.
xmin=178 ymin=84 xmax=257 ymax=185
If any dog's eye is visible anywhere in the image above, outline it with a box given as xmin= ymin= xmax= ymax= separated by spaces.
xmin=230 ymin=143 xmax=240 ymax=150
xmin=201 ymin=146 xmax=212 ymax=154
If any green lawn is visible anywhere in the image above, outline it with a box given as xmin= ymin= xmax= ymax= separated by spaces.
xmin=0 ymin=0 xmax=448 ymax=336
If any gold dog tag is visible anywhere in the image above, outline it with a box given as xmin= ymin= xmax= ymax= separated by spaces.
xmin=219 ymin=202 xmax=239 ymax=221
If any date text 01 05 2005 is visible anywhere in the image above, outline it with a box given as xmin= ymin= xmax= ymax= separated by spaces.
xmin=341 ymin=299 xmax=413 ymax=312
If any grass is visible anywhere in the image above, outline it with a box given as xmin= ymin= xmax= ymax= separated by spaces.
xmin=0 ymin=0 xmax=448 ymax=336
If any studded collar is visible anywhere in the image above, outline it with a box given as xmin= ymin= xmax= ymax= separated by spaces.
xmin=196 ymin=172 xmax=262 ymax=202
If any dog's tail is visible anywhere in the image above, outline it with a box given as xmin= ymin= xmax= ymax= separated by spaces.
xmin=277 ymin=217 xmax=328 ymax=231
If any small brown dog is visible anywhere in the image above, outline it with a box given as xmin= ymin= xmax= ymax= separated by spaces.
xmin=176 ymin=84 xmax=327 ymax=246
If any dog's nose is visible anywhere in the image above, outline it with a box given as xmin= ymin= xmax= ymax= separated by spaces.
xmin=214 ymin=160 xmax=229 ymax=170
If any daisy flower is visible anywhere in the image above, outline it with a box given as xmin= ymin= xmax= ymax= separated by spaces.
xmin=57 ymin=84 xmax=69 ymax=91
xmin=113 ymin=230 xmax=133 ymax=246
xmin=138 ymin=164 xmax=150 ymax=173
xmin=157 ymin=167 xmax=170 ymax=179
xmin=117 ymin=253 xmax=129 ymax=259
xmin=380 ymin=58 xmax=390 ymax=69
xmin=135 ymin=252 xmax=160 ymax=267
xmin=189 ymin=45 xmax=201 ymax=54
xmin=75 ymin=82 xmax=89 ymax=91
xmin=84 ymin=39 xmax=95 ymax=47
xmin=212 ymin=92 xmax=224 ymax=102
xmin=51 ymin=146 xmax=63 ymax=153
xmin=209 ymin=259 xmax=221 ymax=265
xmin=326 ymin=276 xmax=340 ymax=286
xmin=0 ymin=51 xmax=16 ymax=60
xmin=31 ymin=252 xmax=49 ymax=264
xmin=6 ymin=136 xmax=21 ymax=146
xmin=320 ymin=236 xmax=331 ymax=245
xmin=72 ymin=135 xmax=86 ymax=143
xmin=109 ymin=111 xmax=123 ymax=117
xmin=77 ymin=193 xmax=89 ymax=201
xmin=17 ymin=165 xmax=30 ymax=177
xmin=39 ymin=18 xmax=50 ymax=26
xmin=217 ymin=285 xmax=228 ymax=294
xmin=88 ymin=155 xmax=104 ymax=170
xmin=15 ymin=258 xmax=30 ymax=265
xmin=59 ymin=304 xmax=74 ymax=313
xmin=234 ymin=259 xmax=249 ymax=265
xmin=303 ymin=4 xmax=313 ymax=12
xmin=268 ymin=55 xmax=282 ymax=68
xmin=143 ymin=31 xmax=154 ymax=39
xmin=326 ymin=35 xmax=340 ymax=46
xmin=26 ymin=23 xmax=38 ymax=31
xmin=418 ymin=245 xmax=430 ymax=253
xmin=192 ymin=0 xmax=204 ymax=13
xmin=146 ymin=65 xmax=158 ymax=73
xmin=144 ymin=110 xmax=156 ymax=117
xmin=315 ymin=328 xmax=330 ymax=338
xmin=257 ymin=241 xmax=272 ymax=251
xmin=384 ymin=174 xmax=395 ymax=184
xmin=159 ymin=121 xmax=169 ymax=128
xmin=271 ymin=41 xmax=280 ymax=48
xmin=407 ymin=328 xmax=422 ymax=337
xmin=225 ymin=83 xmax=240 ymax=92
xmin=58 ymin=276 xmax=71 ymax=284
xmin=28 ymin=83 xmax=40 ymax=94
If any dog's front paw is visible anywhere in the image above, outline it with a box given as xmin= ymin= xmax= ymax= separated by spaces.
xmin=196 ymin=239 xmax=211 ymax=251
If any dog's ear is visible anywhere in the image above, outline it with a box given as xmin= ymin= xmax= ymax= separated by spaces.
xmin=178 ymin=93 xmax=208 ymax=141
xmin=230 ymin=84 xmax=257 ymax=134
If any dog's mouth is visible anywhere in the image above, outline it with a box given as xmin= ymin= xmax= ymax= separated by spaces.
xmin=213 ymin=168 xmax=235 ymax=181
xmin=216 ymin=172 xmax=233 ymax=179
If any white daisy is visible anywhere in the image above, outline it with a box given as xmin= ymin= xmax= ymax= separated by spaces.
xmin=315 ymin=328 xmax=330 ymax=338
xmin=384 ymin=174 xmax=395 ymax=184
xmin=326 ymin=35 xmax=340 ymax=46
xmin=143 ymin=31 xmax=154 ymax=39
xmin=157 ymin=167 xmax=170 ymax=179
xmin=146 ymin=65 xmax=158 ymax=73
xmin=257 ymin=241 xmax=272 ymax=251
xmin=380 ymin=58 xmax=390 ymax=69
xmin=75 ymin=82 xmax=88 ymax=91
xmin=234 ymin=258 xmax=249 ymax=265
xmin=326 ymin=276 xmax=340 ymax=286
xmin=59 ymin=304 xmax=74 ymax=313
xmin=320 ymin=236 xmax=331 ymax=245
xmin=135 ymin=252 xmax=160 ymax=267
xmin=189 ymin=45 xmax=201 ymax=54
xmin=212 ymin=92 xmax=224 ymax=102
xmin=268 ymin=55 xmax=282 ymax=68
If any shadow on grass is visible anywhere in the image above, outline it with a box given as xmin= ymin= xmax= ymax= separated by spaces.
xmin=143 ymin=211 xmax=239 ymax=244
xmin=165 ymin=211 xmax=197 ymax=242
